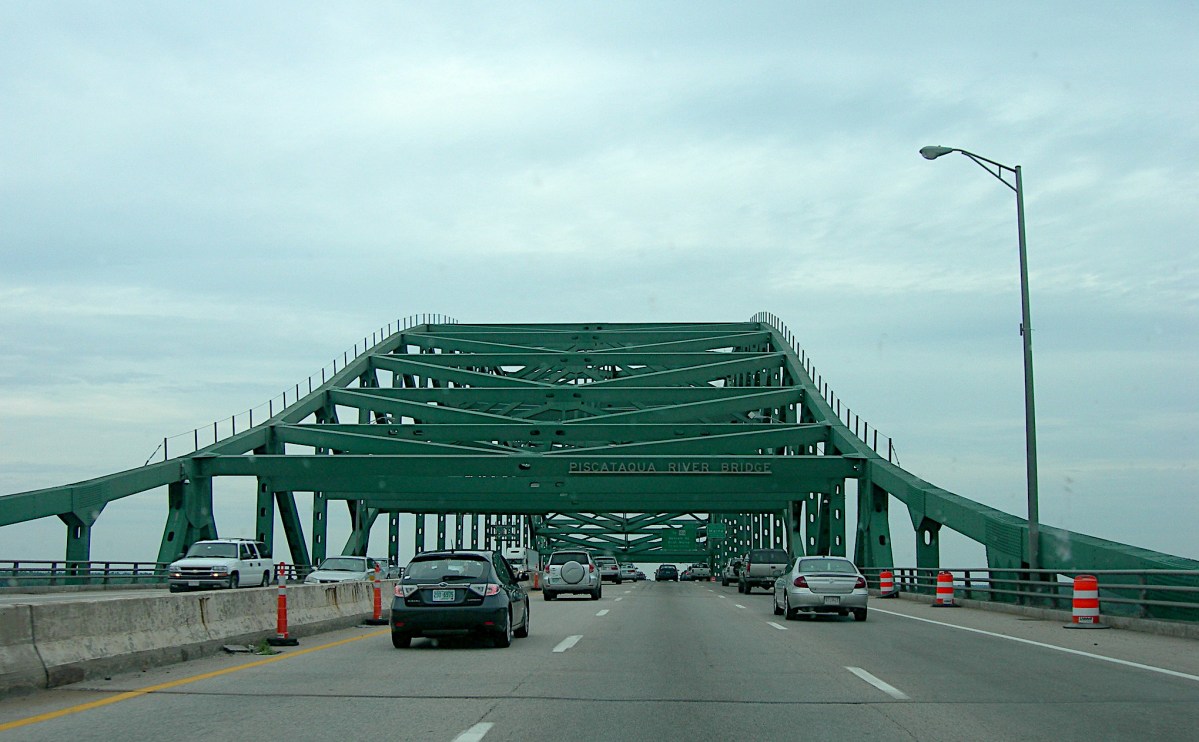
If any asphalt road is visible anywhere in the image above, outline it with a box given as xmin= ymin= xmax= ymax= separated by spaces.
xmin=2 ymin=581 xmax=1197 ymax=741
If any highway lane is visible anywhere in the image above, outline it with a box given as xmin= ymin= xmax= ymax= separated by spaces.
xmin=2 ymin=580 xmax=1196 ymax=741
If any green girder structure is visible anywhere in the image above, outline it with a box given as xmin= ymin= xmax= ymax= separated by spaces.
xmin=1 ymin=315 xmax=1196 ymax=617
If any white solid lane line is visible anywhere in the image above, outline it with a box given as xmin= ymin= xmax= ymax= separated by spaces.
xmin=872 ymin=607 xmax=1199 ymax=683
xmin=553 ymin=635 xmax=583 ymax=653
xmin=767 ymin=622 xmax=788 ymax=631
xmin=452 ymin=722 xmax=495 ymax=742
xmin=846 ymin=667 xmax=910 ymax=700
xmin=596 ymin=609 xmax=610 ymax=616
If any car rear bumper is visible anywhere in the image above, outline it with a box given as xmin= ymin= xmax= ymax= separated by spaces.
xmin=785 ymin=588 xmax=868 ymax=611
xmin=390 ymin=598 xmax=510 ymax=636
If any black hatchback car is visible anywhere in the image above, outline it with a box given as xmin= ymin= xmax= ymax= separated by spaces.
xmin=391 ymin=550 xmax=530 ymax=648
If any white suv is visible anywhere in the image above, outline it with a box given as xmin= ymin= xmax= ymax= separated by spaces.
xmin=167 ymin=538 xmax=273 ymax=592
xmin=542 ymin=550 xmax=602 ymax=600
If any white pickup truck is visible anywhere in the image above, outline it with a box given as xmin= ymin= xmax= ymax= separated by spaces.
xmin=167 ymin=538 xmax=273 ymax=592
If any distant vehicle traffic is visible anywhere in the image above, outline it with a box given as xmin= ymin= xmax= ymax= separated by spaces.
xmin=689 ymin=563 xmax=711 ymax=580
xmin=304 ymin=556 xmax=383 ymax=584
xmin=720 ymin=558 xmax=744 ymax=587
xmin=739 ymin=548 xmax=789 ymax=594
xmin=655 ymin=564 xmax=678 ymax=581
xmin=594 ymin=555 xmax=622 ymax=584
xmin=391 ymin=549 xmax=530 ymax=648
xmin=772 ymin=556 xmax=868 ymax=621
xmin=619 ymin=564 xmax=638 ymax=581
xmin=502 ymin=546 xmax=540 ymax=580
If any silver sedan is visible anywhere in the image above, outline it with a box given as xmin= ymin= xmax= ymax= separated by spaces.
xmin=772 ymin=556 xmax=868 ymax=621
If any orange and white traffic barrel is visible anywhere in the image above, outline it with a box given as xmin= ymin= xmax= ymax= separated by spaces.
xmin=879 ymin=570 xmax=896 ymax=598
xmin=268 ymin=561 xmax=299 ymax=646
xmin=1065 ymin=574 xmax=1108 ymax=629
xmin=364 ymin=563 xmax=388 ymax=625
xmin=932 ymin=571 xmax=956 ymax=607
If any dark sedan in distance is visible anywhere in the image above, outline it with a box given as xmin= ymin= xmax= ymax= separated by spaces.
xmin=655 ymin=564 xmax=679 ymax=581
xmin=391 ymin=550 xmax=530 ymax=648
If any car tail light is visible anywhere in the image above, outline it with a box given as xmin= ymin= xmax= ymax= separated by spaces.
xmin=793 ymin=576 xmax=808 ymax=588
xmin=400 ymin=585 xmax=419 ymax=597
xmin=854 ymin=576 xmax=867 ymax=589
xmin=469 ymin=583 xmax=501 ymax=597
xmin=589 ymin=563 xmax=595 ymax=572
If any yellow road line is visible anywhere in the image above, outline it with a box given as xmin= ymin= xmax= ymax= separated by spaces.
xmin=0 ymin=629 xmax=389 ymax=732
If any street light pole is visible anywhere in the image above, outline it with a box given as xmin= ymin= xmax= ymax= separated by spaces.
xmin=919 ymin=145 xmax=1041 ymax=571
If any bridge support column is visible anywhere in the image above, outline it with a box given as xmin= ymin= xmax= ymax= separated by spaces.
xmin=415 ymin=513 xmax=427 ymax=554
xmin=916 ymin=518 xmax=941 ymax=580
xmin=60 ymin=509 xmax=101 ymax=578
xmin=436 ymin=514 xmax=447 ymax=550
xmin=157 ymin=474 xmax=217 ymax=563
xmin=854 ymin=476 xmax=894 ymax=571
xmin=470 ymin=514 xmax=479 ymax=549
xmin=454 ymin=514 xmax=464 ymax=549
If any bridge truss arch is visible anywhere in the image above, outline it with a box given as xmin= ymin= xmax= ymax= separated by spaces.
xmin=3 ymin=315 xmax=1196 ymax=594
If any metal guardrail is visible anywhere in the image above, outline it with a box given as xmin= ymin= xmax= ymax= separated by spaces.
xmin=861 ymin=567 xmax=1199 ymax=622
xmin=0 ymin=560 xmax=316 ymax=588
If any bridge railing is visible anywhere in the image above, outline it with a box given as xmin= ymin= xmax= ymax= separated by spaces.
xmin=0 ymin=561 xmax=318 ymax=588
xmin=861 ymin=567 xmax=1199 ymax=623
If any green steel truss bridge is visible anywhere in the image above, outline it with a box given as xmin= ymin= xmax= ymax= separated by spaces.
xmin=2 ymin=315 xmax=1196 ymax=592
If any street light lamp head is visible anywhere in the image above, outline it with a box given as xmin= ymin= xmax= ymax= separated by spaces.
xmin=919 ymin=145 xmax=956 ymax=160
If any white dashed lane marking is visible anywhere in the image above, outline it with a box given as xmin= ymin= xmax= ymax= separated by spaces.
xmin=452 ymin=722 xmax=495 ymax=742
xmin=553 ymin=635 xmax=583 ymax=653
xmin=846 ymin=667 xmax=910 ymax=700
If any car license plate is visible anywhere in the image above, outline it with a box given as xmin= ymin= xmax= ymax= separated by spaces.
xmin=188 ymin=581 xmax=199 ymax=587
xmin=823 ymin=596 xmax=840 ymax=605
xmin=432 ymin=589 xmax=456 ymax=602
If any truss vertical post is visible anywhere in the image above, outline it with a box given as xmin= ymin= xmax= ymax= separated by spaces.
xmin=470 ymin=514 xmax=479 ymax=549
xmin=311 ymin=491 xmax=328 ymax=566
xmin=454 ymin=514 xmax=464 ymax=549
xmin=436 ymin=514 xmax=447 ymax=550
xmin=414 ymin=514 xmax=426 ymax=554
xmin=829 ymin=483 xmax=846 ymax=556
xmin=388 ymin=512 xmax=400 ymax=567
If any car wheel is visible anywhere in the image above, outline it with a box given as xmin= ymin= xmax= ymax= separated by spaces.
xmin=228 ymin=572 xmax=239 ymax=590
xmin=784 ymin=595 xmax=797 ymax=621
xmin=261 ymin=571 xmax=271 ymax=587
xmin=773 ymin=593 xmax=784 ymax=616
xmin=853 ymin=607 xmax=868 ymax=622
xmin=514 ymin=601 xmax=530 ymax=638
xmin=721 ymin=578 xmax=728 ymax=587
xmin=615 ymin=579 xmax=622 ymax=585
xmin=494 ymin=611 xmax=513 ymax=648
xmin=543 ymin=590 xmax=555 ymax=601
xmin=591 ymin=586 xmax=602 ymax=600
xmin=391 ymin=633 xmax=411 ymax=648
xmin=168 ymin=584 xmax=182 ymax=593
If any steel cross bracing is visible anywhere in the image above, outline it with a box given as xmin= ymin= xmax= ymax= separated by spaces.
xmin=2 ymin=315 xmax=1197 ymax=621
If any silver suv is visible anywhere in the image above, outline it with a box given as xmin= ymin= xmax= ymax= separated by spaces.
xmin=543 ymin=550 xmax=602 ymax=600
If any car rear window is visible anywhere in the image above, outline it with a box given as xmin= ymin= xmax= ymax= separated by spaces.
xmin=549 ymin=552 xmax=589 ymax=565
xmin=798 ymin=558 xmax=858 ymax=574
xmin=594 ymin=557 xmax=617 ymax=565
xmin=749 ymin=549 xmax=789 ymax=563
xmin=406 ymin=557 xmax=489 ymax=581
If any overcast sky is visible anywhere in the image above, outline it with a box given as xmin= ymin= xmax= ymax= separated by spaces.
xmin=2 ymin=2 xmax=1196 ymax=566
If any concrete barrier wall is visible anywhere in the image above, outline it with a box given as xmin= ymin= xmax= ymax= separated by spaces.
xmin=0 ymin=605 xmax=46 ymax=694
xmin=0 ymin=581 xmax=394 ymax=695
